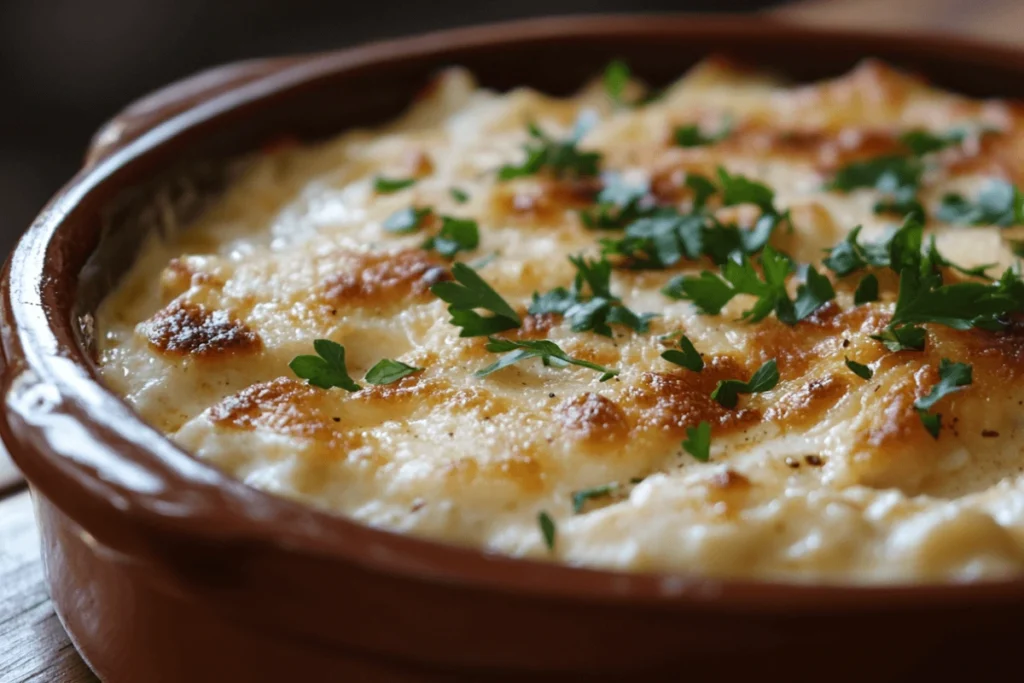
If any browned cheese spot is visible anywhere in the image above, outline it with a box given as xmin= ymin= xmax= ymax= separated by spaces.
xmin=208 ymin=377 xmax=359 ymax=451
xmin=557 ymin=393 xmax=630 ymax=444
xmin=626 ymin=356 xmax=761 ymax=437
xmin=491 ymin=177 xmax=601 ymax=224
xmin=321 ymin=249 xmax=451 ymax=308
xmin=142 ymin=300 xmax=261 ymax=358
xmin=765 ymin=375 xmax=849 ymax=431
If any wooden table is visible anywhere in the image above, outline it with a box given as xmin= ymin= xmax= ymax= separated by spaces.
xmin=2 ymin=0 xmax=1023 ymax=679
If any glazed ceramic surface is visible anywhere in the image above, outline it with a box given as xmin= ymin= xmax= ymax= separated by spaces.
xmin=5 ymin=16 xmax=1024 ymax=682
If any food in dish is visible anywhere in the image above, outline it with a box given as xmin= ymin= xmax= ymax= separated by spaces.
xmin=97 ymin=57 xmax=1024 ymax=582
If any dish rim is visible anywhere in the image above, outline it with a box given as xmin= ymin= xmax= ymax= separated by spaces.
xmin=6 ymin=13 xmax=1024 ymax=611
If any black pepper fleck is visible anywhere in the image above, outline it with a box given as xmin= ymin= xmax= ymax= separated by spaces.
xmin=785 ymin=457 xmax=800 ymax=469
xmin=982 ymin=430 xmax=1000 ymax=438
xmin=805 ymin=455 xmax=824 ymax=467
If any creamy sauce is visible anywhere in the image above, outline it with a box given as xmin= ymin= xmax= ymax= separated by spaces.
xmin=97 ymin=59 xmax=1024 ymax=583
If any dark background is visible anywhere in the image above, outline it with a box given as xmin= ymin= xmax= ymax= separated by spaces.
xmin=0 ymin=0 xmax=782 ymax=254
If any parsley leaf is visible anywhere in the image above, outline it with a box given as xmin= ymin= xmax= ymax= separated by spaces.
xmin=682 ymin=420 xmax=712 ymax=462
xmin=431 ymin=263 xmax=521 ymax=337
xmin=290 ymin=339 xmax=362 ymax=391
xmin=937 ymin=180 xmax=1024 ymax=227
xmin=717 ymin=167 xmax=777 ymax=213
xmin=710 ymin=359 xmax=780 ymax=409
xmin=450 ymin=187 xmax=470 ymax=204
xmin=827 ymin=155 xmax=922 ymax=193
xmin=538 ymin=511 xmax=556 ymax=551
xmin=476 ymin=337 xmax=618 ymax=381
xmin=499 ymin=116 xmax=602 ymax=180
xmin=674 ymin=120 xmax=733 ymax=148
xmin=661 ymin=333 xmax=704 ymax=372
xmin=854 ymin=273 xmax=880 ymax=304
xmin=914 ymin=359 xmax=972 ymax=438
xmin=529 ymin=255 xmax=655 ymax=336
xmin=844 ymin=357 xmax=873 ymax=380
xmin=664 ymin=246 xmax=832 ymax=325
xmin=580 ymin=174 xmax=652 ymax=229
xmin=364 ymin=359 xmax=422 ymax=385
xmin=899 ymin=129 xmax=966 ymax=156
xmin=383 ymin=206 xmax=432 ymax=234
xmin=603 ymin=59 xmax=631 ymax=105
xmin=423 ymin=216 xmax=479 ymax=259
xmin=572 ymin=483 xmax=619 ymax=513
xmin=871 ymin=324 xmax=927 ymax=352
xmin=374 ymin=176 xmax=417 ymax=194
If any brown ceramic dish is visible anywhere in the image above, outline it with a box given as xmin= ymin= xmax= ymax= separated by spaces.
xmin=5 ymin=15 xmax=1024 ymax=682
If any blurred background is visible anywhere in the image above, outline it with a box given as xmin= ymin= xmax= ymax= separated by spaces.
xmin=0 ymin=0 xmax=786 ymax=256
xmin=1 ymin=0 xmax=1021 ymax=257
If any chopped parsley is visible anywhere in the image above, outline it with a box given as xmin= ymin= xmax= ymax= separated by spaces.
xmin=538 ymin=511 xmax=557 ymax=551
xmin=661 ymin=333 xmax=704 ymax=372
xmin=364 ymin=359 xmax=422 ymax=385
xmin=674 ymin=120 xmax=732 ymax=148
xmin=600 ymin=167 xmax=785 ymax=269
xmin=854 ymin=273 xmax=879 ymax=304
xmin=682 ymin=420 xmax=712 ymax=462
xmin=871 ymin=324 xmax=927 ymax=352
xmin=529 ymin=255 xmax=656 ymax=336
xmin=289 ymin=339 xmax=361 ymax=391
xmin=580 ymin=174 xmax=652 ymax=229
xmin=499 ymin=115 xmax=602 ymax=180
xmin=374 ymin=176 xmax=417 ymax=194
xmin=937 ymin=180 xmax=1024 ymax=226
xmin=898 ymin=128 xmax=966 ymax=156
xmin=710 ymin=359 xmax=780 ymax=409
xmin=662 ymin=245 xmax=834 ymax=325
xmin=914 ymin=359 xmax=972 ymax=438
xmin=844 ymin=357 xmax=873 ymax=380
xmin=383 ymin=206 xmax=432 ymax=234
xmin=431 ymin=263 xmax=521 ymax=337
xmin=475 ymin=337 xmax=618 ymax=381
xmin=423 ymin=216 xmax=479 ymax=259
xmin=571 ymin=483 xmax=619 ymax=513
xmin=603 ymin=59 xmax=631 ymax=105
xmin=450 ymin=187 xmax=470 ymax=204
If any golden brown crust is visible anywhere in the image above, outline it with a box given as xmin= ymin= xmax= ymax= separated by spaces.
xmin=320 ymin=249 xmax=451 ymax=308
xmin=557 ymin=393 xmax=630 ymax=444
xmin=141 ymin=301 xmax=261 ymax=358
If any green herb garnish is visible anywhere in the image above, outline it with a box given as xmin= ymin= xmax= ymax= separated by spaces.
xmin=290 ymin=339 xmax=362 ymax=391
xmin=499 ymin=116 xmax=602 ymax=180
xmin=571 ymin=483 xmax=619 ymax=513
xmin=674 ymin=120 xmax=733 ymax=148
xmin=364 ymin=359 xmax=422 ymax=385
xmin=661 ymin=333 xmax=704 ymax=372
xmin=475 ymin=337 xmax=618 ymax=381
xmin=383 ymin=206 xmax=432 ymax=234
xmin=914 ymin=359 xmax=972 ymax=438
xmin=423 ymin=216 xmax=479 ymax=259
xmin=710 ymin=359 xmax=780 ymax=409
xmin=854 ymin=273 xmax=880 ymax=304
xmin=374 ymin=176 xmax=417 ymax=194
xmin=937 ymin=180 xmax=1024 ymax=227
xmin=529 ymin=255 xmax=655 ymax=336
xmin=682 ymin=420 xmax=712 ymax=462
xmin=871 ymin=324 xmax=927 ymax=352
xmin=450 ymin=187 xmax=470 ymax=204
xmin=898 ymin=129 xmax=966 ymax=156
xmin=538 ymin=511 xmax=557 ymax=551
xmin=580 ymin=174 xmax=652 ymax=229
xmin=603 ymin=59 xmax=631 ymax=105
xmin=663 ymin=246 xmax=833 ymax=325
xmin=844 ymin=357 xmax=873 ymax=380
xmin=431 ymin=263 xmax=521 ymax=337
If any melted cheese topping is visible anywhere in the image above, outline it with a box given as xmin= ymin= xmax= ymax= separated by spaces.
xmin=97 ymin=59 xmax=1024 ymax=583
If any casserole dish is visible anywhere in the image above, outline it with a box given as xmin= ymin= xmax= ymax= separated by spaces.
xmin=4 ymin=15 xmax=1024 ymax=682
